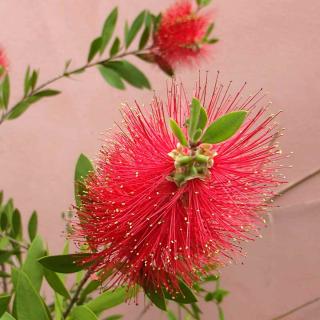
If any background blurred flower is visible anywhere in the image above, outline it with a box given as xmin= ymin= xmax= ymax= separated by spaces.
xmin=0 ymin=47 xmax=8 ymax=76
xmin=74 ymin=75 xmax=285 ymax=295
xmin=152 ymin=0 xmax=215 ymax=68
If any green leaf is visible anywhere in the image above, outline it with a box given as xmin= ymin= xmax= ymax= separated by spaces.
xmin=188 ymin=98 xmax=202 ymax=139
xmin=22 ymin=235 xmax=45 ymax=291
xmin=98 ymin=65 xmax=125 ymax=90
xmin=28 ymin=211 xmax=38 ymax=242
xmin=126 ymin=11 xmax=146 ymax=48
xmin=198 ymin=106 xmax=208 ymax=131
xmin=139 ymin=24 xmax=150 ymax=50
xmin=43 ymin=268 xmax=70 ymax=298
xmin=144 ymin=286 xmax=166 ymax=311
xmin=204 ymin=23 xmax=215 ymax=39
xmin=74 ymin=154 xmax=94 ymax=207
xmin=88 ymin=37 xmax=102 ymax=63
xmin=30 ymin=70 xmax=38 ymax=91
xmin=192 ymin=128 xmax=203 ymax=143
xmin=100 ymin=7 xmax=118 ymax=54
xmin=11 ymin=209 xmax=22 ymax=239
xmin=0 ymin=312 xmax=16 ymax=320
xmin=7 ymin=90 xmax=60 ymax=120
xmin=0 ymin=191 xmax=3 ymax=206
xmin=196 ymin=0 xmax=212 ymax=6
xmin=86 ymin=287 xmax=128 ymax=314
xmin=2 ymin=75 xmax=10 ymax=109
xmin=207 ymin=38 xmax=219 ymax=44
xmin=164 ymin=281 xmax=197 ymax=304
xmin=104 ymin=316 xmax=123 ymax=320
xmin=169 ymin=119 xmax=188 ymax=146
xmin=218 ymin=305 xmax=225 ymax=320
xmin=202 ymin=111 xmax=247 ymax=144
xmin=38 ymin=253 xmax=91 ymax=273
xmin=24 ymin=66 xmax=31 ymax=96
xmin=135 ymin=53 xmax=156 ymax=63
xmin=109 ymin=37 xmax=120 ymax=57
xmin=71 ymin=306 xmax=98 ymax=320
xmin=191 ymin=303 xmax=202 ymax=320
xmin=167 ymin=310 xmax=177 ymax=320
xmin=0 ymin=250 xmax=18 ymax=264
xmin=105 ymin=60 xmax=150 ymax=89
xmin=13 ymin=269 xmax=50 ymax=320
xmin=0 ymin=295 xmax=10 ymax=317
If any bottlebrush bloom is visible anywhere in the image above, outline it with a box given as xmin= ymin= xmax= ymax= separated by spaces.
xmin=0 ymin=48 xmax=8 ymax=76
xmin=152 ymin=0 xmax=214 ymax=68
xmin=73 ymin=75 xmax=286 ymax=297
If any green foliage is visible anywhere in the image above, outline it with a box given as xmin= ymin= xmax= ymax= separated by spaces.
xmin=98 ymin=66 xmax=125 ymax=90
xmin=71 ymin=306 xmax=98 ymax=320
xmin=13 ymin=269 xmax=50 ymax=320
xmin=169 ymin=119 xmax=188 ymax=146
xmin=86 ymin=287 xmax=129 ymax=314
xmin=22 ymin=235 xmax=45 ymax=291
xmin=38 ymin=253 xmax=91 ymax=274
xmin=87 ymin=37 xmax=102 ymax=63
xmin=43 ymin=268 xmax=70 ymax=299
xmin=196 ymin=0 xmax=212 ymax=7
xmin=27 ymin=211 xmax=38 ymax=242
xmin=74 ymin=153 xmax=94 ymax=207
xmin=100 ymin=7 xmax=118 ymax=54
xmin=163 ymin=281 xmax=197 ymax=304
xmin=103 ymin=60 xmax=151 ymax=89
xmin=0 ymin=313 xmax=16 ymax=320
xmin=125 ymin=11 xmax=146 ymax=48
xmin=144 ymin=286 xmax=166 ymax=311
xmin=201 ymin=111 xmax=247 ymax=144
xmin=0 ymin=295 xmax=11 ymax=317
xmin=109 ymin=38 xmax=120 ymax=57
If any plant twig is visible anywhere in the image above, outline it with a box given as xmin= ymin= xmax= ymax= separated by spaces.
xmin=63 ymin=270 xmax=92 ymax=318
xmin=0 ymin=232 xmax=29 ymax=249
xmin=135 ymin=301 xmax=152 ymax=320
xmin=0 ymin=264 xmax=8 ymax=293
xmin=271 ymin=296 xmax=320 ymax=320
xmin=0 ymin=47 xmax=151 ymax=125
xmin=270 ymin=167 xmax=320 ymax=202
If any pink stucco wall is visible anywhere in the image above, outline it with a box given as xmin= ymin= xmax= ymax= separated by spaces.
xmin=0 ymin=0 xmax=320 ymax=319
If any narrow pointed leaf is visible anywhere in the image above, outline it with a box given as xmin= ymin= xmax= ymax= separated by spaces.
xmin=0 ymin=312 xmax=16 ymax=320
xmin=43 ymin=268 xmax=70 ymax=298
xmin=2 ymin=75 xmax=10 ymax=109
xmin=169 ymin=119 xmax=188 ymax=146
xmin=109 ymin=37 xmax=120 ymax=57
xmin=38 ymin=253 xmax=91 ymax=273
xmin=28 ymin=211 xmax=38 ymax=241
xmin=188 ymin=98 xmax=202 ymax=138
xmin=11 ymin=209 xmax=22 ymax=239
xmin=74 ymin=154 xmax=94 ymax=207
xmin=144 ymin=286 xmax=166 ymax=311
xmin=198 ymin=106 xmax=208 ymax=130
xmin=202 ymin=111 xmax=247 ymax=144
xmin=88 ymin=37 xmax=102 ymax=63
xmin=105 ymin=60 xmax=151 ymax=89
xmin=98 ymin=65 xmax=125 ymax=90
xmin=100 ymin=7 xmax=118 ymax=54
xmin=86 ymin=287 xmax=128 ymax=314
xmin=126 ymin=11 xmax=146 ymax=48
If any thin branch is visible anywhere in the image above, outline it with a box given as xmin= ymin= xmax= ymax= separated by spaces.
xmin=1 ymin=264 xmax=8 ymax=293
xmin=63 ymin=270 xmax=92 ymax=318
xmin=0 ymin=47 xmax=151 ymax=125
xmin=0 ymin=232 xmax=29 ymax=249
xmin=271 ymin=167 xmax=320 ymax=202
xmin=134 ymin=301 xmax=152 ymax=320
xmin=271 ymin=296 xmax=320 ymax=320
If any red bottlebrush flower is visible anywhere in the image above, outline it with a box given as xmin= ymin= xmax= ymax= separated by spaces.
xmin=0 ymin=48 xmax=8 ymax=76
xmin=74 ymin=74 xmax=286 ymax=295
xmin=152 ymin=1 xmax=212 ymax=67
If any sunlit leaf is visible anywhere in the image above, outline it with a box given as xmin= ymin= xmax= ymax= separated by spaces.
xmin=202 ymin=111 xmax=247 ymax=144
xmin=169 ymin=119 xmax=188 ymax=146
